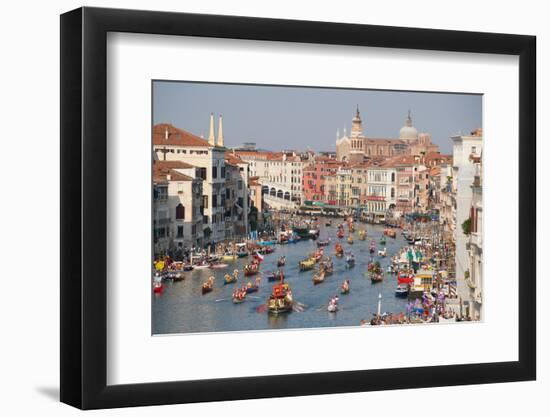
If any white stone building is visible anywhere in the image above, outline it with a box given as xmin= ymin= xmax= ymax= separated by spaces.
xmin=365 ymin=165 xmax=397 ymax=221
xmin=450 ymin=129 xmax=483 ymax=318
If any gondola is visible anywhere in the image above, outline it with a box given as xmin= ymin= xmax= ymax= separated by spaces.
xmin=335 ymin=243 xmax=344 ymax=257
xmin=201 ymin=277 xmax=215 ymax=294
xmin=370 ymin=273 xmax=384 ymax=283
xmin=244 ymin=262 xmax=260 ymax=276
xmin=340 ymin=280 xmax=350 ymax=294
xmin=299 ymin=258 xmax=316 ymax=271
xmin=317 ymin=239 xmax=330 ymax=247
xmin=312 ymin=271 xmax=326 ymax=285
xmin=267 ymin=269 xmax=285 ymax=282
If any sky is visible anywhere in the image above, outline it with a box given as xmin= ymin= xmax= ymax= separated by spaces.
xmin=153 ymin=81 xmax=482 ymax=154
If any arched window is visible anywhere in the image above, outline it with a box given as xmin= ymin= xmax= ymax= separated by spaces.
xmin=391 ymin=172 xmax=395 ymax=182
xmin=176 ymin=203 xmax=185 ymax=220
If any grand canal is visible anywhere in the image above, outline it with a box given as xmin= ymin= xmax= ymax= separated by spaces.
xmin=152 ymin=223 xmax=410 ymax=335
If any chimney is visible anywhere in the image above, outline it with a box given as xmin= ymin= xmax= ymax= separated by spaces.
xmin=217 ymin=115 xmax=224 ymax=147
xmin=208 ymin=113 xmax=215 ymax=146
xmin=164 ymin=128 xmax=169 ymax=140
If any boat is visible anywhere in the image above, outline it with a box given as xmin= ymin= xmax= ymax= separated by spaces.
xmin=245 ymin=278 xmax=261 ymax=293
xmin=267 ymin=269 xmax=285 ymax=282
xmin=299 ymin=258 xmax=316 ymax=271
xmin=312 ymin=271 xmax=326 ymax=285
xmin=347 ymin=236 xmax=354 ymax=245
xmin=258 ymin=246 xmax=275 ymax=255
xmin=201 ymin=277 xmax=215 ymax=294
xmin=336 ymin=230 xmax=345 ymax=239
xmin=183 ymin=264 xmax=194 ymax=271
xmin=244 ymin=262 xmax=260 ymax=276
xmin=267 ymin=283 xmax=293 ymax=314
xmin=327 ymin=296 xmax=339 ymax=312
xmin=258 ymin=239 xmax=277 ymax=246
xmin=358 ymin=230 xmax=366 ymax=241
xmin=166 ymin=270 xmax=184 ymax=281
xmin=370 ymin=273 xmax=384 ymax=283
xmin=317 ymin=239 xmax=330 ymax=247
xmin=378 ymin=248 xmax=387 ymax=257
xmin=379 ymin=237 xmax=387 ymax=245
xmin=341 ymin=280 xmax=350 ymax=294
xmin=345 ymin=253 xmax=355 ymax=268
xmin=325 ymin=220 xmax=332 ymax=227
xmin=232 ymin=287 xmax=247 ymax=303
xmin=277 ymin=256 xmax=286 ymax=267
xmin=384 ymin=229 xmax=397 ymax=238
xmin=397 ymin=271 xmax=415 ymax=284
xmin=319 ymin=258 xmax=334 ymax=275
xmin=369 ymin=241 xmax=376 ymax=254
xmin=153 ymin=281 xmax=163 ymax=294
xmin=335 ymin=243 xmax=344 ymax=257
xmin=395 ymin=284 xmax=409 ymax=297
xmin=313 ymin=248 xmax=324 ymax=262
xmin=236 ymin=250 xmax=249 ymax=258
xmin=221 ymin=253 xmax=237 ymax=262
xmin=224 ymin=271 xmax=238 ymax=285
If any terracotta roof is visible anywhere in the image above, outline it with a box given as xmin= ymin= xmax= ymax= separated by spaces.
xmin=154 ymin=160 xmax=195 ymax=170
xmin=225 ymin=153 xmax=247 ymax=166
xmin=430 ymin=167 xmax=441 ymax=176
xmin=153 ymin=167 xmax=194 ymax=183
xmin=153 ymin=123 xmax=210 ymax=147
xmin=379 ymin=155 xmax=418 ymax=167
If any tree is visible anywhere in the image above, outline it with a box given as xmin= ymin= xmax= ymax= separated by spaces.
xmin=462 ymin=218 xmax=471 ymax=235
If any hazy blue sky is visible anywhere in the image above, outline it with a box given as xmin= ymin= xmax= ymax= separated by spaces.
xmin=153 ymin=81 xmax=482 ymax=154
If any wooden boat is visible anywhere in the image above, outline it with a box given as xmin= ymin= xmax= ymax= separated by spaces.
xmin=378 ymin=248 xmax=387 ymax=257
xmin=395 ymin=284 xmax=409 ymax=297
xmin=232 ymin=288 xmax=247 ymax=303
xmin=347 ymin=236 xmax=354 ymax=245
xmin=320 ymin=259 xmax=334 ymax=275
xmin=277 ymin=256 xmax=286 ymax=267
xmin=244 ymin=262 xmax=260 ymax=276
xmin=258 ymin=246 xmax=275 ymax=255
xmin=325 ymin=220 xmax=332 ymax=227
xmin=236 ymin=250 xmax=249 ymax=258
xmin=369 ymin=241 xmax=376 ymax=254
xmin=267 ymin=283 xmax=293 ymax=314
xmin=379 ymin=237 xmax=386 ymax=245
xmin=183 ymin=264 xmax=194 ymax=271
xmin=167 ymin=271 xmax=184 ymax=281
xmin=245 ymin=281 xmax=260 ymax=293
xmin=335 ymin=243 xmax=344 ymax=257
xmin=153 ymin=281 xmax=163 ymax=294
xmin=384 ymin=229 xmax=397 ymax=238
xmin=317 ymin=239 xmax=330 ymax=247
xmin=312 ymin=271 xmax=326 ymax=285
xmin=224 ymin=273 xmax=238 ymax=285
xmin=221 ymin=253 xmax=237 ymax=262
xmin=370 ymin=273 xmax=384 ymax=283
xmin=345 ymin=253 xmax=355 ymax=268
xmin=341 ymin=280 xmax=350 ymax=294
xmin=267 ymin=269 xmax=285 ymax=282
xmin=201 ymin=277 xmax=215 ymax=294
xmin=299 ymin=258 xmax=316 ymax=271
xmin=336 ymin=230 xmax=345 ymax=239
xmin=358 ymin=230 xmax=366 ymax=241
xmin=313 ymin=249 xmax=324 ymax=262
xmin=327 ymin=296 xmax=339 ymax=312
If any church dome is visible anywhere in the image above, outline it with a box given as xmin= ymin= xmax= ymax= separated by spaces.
xmin=399 ymin=110 xmax=418 ymax=141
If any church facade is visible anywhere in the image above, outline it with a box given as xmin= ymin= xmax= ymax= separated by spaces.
xmin=335 ymin=107 xmax=439 ymax=162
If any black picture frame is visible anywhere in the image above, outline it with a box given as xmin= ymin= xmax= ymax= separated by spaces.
xmin=60 ymin=6 xmax=536 ymax=410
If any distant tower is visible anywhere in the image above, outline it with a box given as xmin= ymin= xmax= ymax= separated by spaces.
xmin=217 ymin=115 xmax=224 ymax=147
xmin=208 ymin=113 xmax=215 ymax=146
xmin=350 ymin=105 xmax=363 ymax=138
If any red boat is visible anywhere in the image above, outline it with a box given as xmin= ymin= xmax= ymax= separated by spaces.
xmin=397 ymin=272 xmax=414 ymax=284
xmin=153 ymin=282 xmax=163 ymax=294
xmin=336 ymin=230 xmax=345 ymax=239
